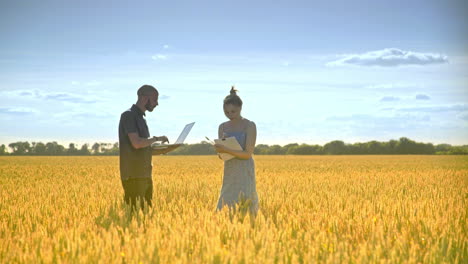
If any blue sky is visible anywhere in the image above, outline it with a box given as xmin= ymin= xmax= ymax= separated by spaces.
xmin=0 ymin=0 xmax=467 ymax=146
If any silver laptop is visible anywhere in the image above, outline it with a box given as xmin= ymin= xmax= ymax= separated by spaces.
xmin=152 ymin=122 xmax=195 ymax=149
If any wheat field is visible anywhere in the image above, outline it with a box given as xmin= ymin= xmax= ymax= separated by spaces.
xmin=0 ymin=155 xmax=466 ymax=263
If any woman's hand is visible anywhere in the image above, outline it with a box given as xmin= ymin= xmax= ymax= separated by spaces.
xmin=214 ymin=144 xmax=228 ymax=153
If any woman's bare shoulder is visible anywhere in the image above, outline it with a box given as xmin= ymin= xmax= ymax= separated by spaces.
xmin=243 ymin=119 xmax=256 ymax=128
xmin=218 ymin=121 xmax=228 ymax=130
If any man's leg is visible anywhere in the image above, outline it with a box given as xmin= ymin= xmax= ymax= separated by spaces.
xmin=121 ymin=179 xmax=133 ymax=206
xmin=144 ymin=178 xmax=153 ymax=208
xmin=122 ymin=179 xmax=137 ymax=208
xmin=132 ymin=178 xmax=153 ymax=209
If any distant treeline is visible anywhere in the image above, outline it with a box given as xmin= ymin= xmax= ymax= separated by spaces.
xmin=1 ymin=137 xmax=467 ymax=156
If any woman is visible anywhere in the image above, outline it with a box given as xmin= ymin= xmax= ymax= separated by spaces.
xmin=214 ymin=86 xmax=259 ymax=215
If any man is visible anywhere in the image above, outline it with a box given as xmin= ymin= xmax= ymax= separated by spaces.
xmin=118 ymin=84 xmax=179 ymax=209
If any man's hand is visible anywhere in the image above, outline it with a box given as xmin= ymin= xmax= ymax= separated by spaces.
xmin=152 ymin=144 xmax=182 ymax=155
xmin=155 ymin=136 xmax=169 ymax=144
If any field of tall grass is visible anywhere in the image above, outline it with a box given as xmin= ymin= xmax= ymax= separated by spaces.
xmin=0 ymin=155 xmax=466 ymax=263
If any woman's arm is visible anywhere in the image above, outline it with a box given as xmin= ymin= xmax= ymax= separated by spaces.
xmin=216 ymin=124 xmax=224 ymax=159
xmin=218 ymin=124 xmax=224 ymax=139
xmin=215 ymin=122 xmax=257 ymax=160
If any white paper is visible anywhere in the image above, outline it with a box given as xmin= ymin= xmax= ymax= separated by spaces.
xmin=214 ymin=136 xmax=243 ymax=161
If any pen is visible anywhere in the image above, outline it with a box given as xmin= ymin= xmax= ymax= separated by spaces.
xmin=205 ymin=136 xmax=215 ymax=144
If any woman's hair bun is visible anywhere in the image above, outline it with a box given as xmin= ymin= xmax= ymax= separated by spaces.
xmin=224 ymin=85 xmax=243 ymax=107
xmin=230 ymin=86 xmax=238 ymax=95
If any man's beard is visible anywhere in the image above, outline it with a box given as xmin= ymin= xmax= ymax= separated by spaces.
xmin=145 ymin=101 xmax=154 ymax=112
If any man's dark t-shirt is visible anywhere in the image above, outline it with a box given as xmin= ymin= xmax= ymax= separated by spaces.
xmin=119 ymin=105 xmax=152 ymax=180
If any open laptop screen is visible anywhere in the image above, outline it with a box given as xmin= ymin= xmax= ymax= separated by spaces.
xmin=175 ymin=122 xmax=195 ymax=144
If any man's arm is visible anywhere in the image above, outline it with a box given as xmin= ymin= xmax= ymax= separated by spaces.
xmin=152 ymin=144 xmax=182 ymax=155
xmin=128 ymin=133 xmax=168 ymax=149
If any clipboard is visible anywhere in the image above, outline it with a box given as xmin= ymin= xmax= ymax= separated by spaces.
xmin=214 ymin=136 xmax=243 ymax=161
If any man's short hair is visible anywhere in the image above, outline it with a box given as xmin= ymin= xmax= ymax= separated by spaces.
xmin=137 ymin=85 xmax=158 ymax=96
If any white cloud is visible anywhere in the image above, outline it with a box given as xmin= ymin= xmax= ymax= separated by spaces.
xmin=54 ymin=110 xmax=113 ymax=120
xmin=85 ymin=81 xmax=101 ymax=86
xmin=44 ymin=93 xmax=97 ymax=104
xmin=326 ymin=113 xmax=431 ymax=124
xmin=380 ymin=96 xmax=400 ymax=102
xmin=1 ymin=89 xmax=41 ymax=98
xmin=384 ymin=104 xmax=468 ymax=113
xmin=163 ymin=45 xmax=170 ymax=49
xmin=152 ymin=54 xmax=167 ymax=60
xmin=458 ymin=113 xmax=468 ymax=121
xmin=327 ymin=48 xmax=449 ymax=67
xmin=415 ymin=94 xmax=431 ymax=100
xmin=365 ymin=83 xmax=423 ymax=90
xmin=379 ymin=94 xmax=431 ymax=102
xmin=69 ymin=80 xmax=101 ymax=86
xmin=0 ymin=107 xmax=38 ymax=115
xmin=325 ymin=113 xmax=432 ymax=138
xmin=1 ymin=89 xmax=99 ymax=104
